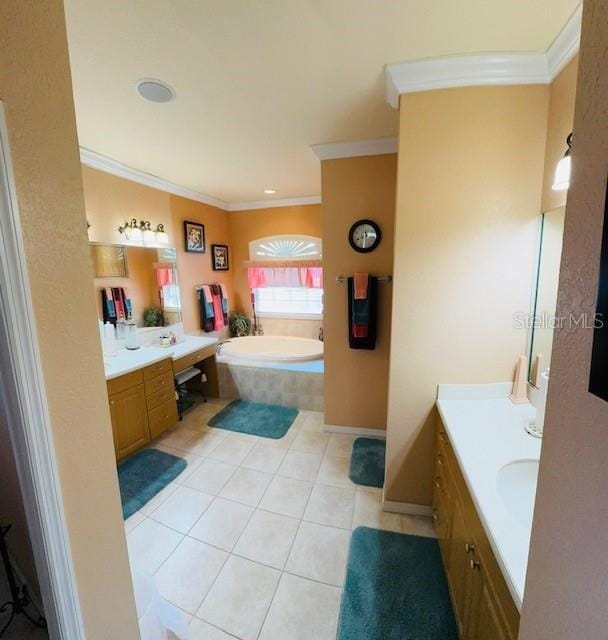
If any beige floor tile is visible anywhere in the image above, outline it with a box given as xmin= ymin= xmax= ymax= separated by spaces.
xmin=259 ymin=573 xmax=342 ymax=640
xmin=352 ymin=488 xmax=403 ymax=533
xmin=157 ymin=426 xmax=199 ymax=451
xmin=189 ymin=618 xmax=235 ymax=640
xmin=402 ymin=514 xmax=437 ymax=538
xmin=259 ymin=476 xmax=313 ymax=519
xmin=150 ymin=485 xmax=214 ymax=534
xmin=189 ymin=497 xmax=254 ymax=551
xmin=124 ymin=511 xmax=146 ymax=534
xmin=219 ymin=467 xmax=273 ymax=506
xmin=286 ymin=521 xmax=351 ymax=587
xmin=182 ymin=458 xmax=237 ymax=495
xmin=291 ymin=431 xmax=329 ymax=456
xmin=207 ymin=435 xmax=256 ymax=465
xmin=151 ymin=445 xmax=205 ymax=484
xmin=197 ymin=555 xmax=280 ymax=640
xmin=187 ymin=431 xmax=225 ymax=457
xmin=303 ymin=484 xmax=355 ymax=529
xmin=155 ymin=537 xmax=228 ymax=613
xmin=317 ymin=455 xmax=354 ymax=489
xmin=233 ymin=510 xmax=300 ymax=569
xmin=139 ymin=481 xmax=180 ymax=516
xmin=126 ymin=518 xmax=183 ymax=574
xmin=277 ymin=450 xmax=322 ymax=482
xmin=241 ymin=443 xmax=287 ymax=474
xmin=325 ymin=434 xmax=356 ymax=459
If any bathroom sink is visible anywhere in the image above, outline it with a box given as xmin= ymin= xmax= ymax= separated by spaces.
xmin=496 ymin=459 xmax=539 ymax=528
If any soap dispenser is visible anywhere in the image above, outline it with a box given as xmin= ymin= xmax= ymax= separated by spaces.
xmin=125 ymin=320 xmax=140 ymax=350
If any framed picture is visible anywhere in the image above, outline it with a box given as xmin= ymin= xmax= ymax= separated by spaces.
xmin=184 ymin=221 xmax=205 ymax=253
xmin=212 ymin=243 xmax=229 ymax=271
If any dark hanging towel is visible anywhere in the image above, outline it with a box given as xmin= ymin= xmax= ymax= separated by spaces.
xmin=197 ymin=287 xmax=215 ymax=333
xmin=348 ymin=276 xmax=378 ymax=350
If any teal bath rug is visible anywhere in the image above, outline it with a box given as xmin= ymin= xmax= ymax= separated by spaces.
xmin=118 ymin=448 xmax=186 ymax=520
xmin=208 ymin=400 xmax=298 ymax=439
xmin=338 ymin=527 xmax=458 ymax=640
xmin=349 ymin=437 xmax=386 ymax=488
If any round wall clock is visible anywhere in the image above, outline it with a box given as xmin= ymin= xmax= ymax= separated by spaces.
xmin=348 ymin=219 xmax=381 ymax=253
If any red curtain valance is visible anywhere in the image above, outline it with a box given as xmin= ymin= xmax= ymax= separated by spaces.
xmin=248 ymin=266 xmax=323 ymax=289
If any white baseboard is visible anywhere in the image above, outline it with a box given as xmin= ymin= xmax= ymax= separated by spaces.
xmin=323 ymin=425 xmax=386 ymax=438
xmin=383 ymin=499 xmax=433 ymax=517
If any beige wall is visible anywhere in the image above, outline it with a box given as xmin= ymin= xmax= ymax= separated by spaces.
xmin=321 ymin=155 xmax=396 ymax=430
xmin=0 ymin=1 xmax=140 ymax=638
xmin=386 ymin=85 xmax=549 ymax=504
xmin=520 ymin=3 xmax=608 ymax=637
xmin=83 ymin=166 xmax=234 ymax=333
xmin=228 ymin=205 xmax=322 ymax=314
xmin=540 ymin=56 xmax=579 ymax=213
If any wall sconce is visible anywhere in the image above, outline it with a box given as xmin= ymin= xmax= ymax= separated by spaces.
xmin=552 ymin=132 xmax=572 ymax=192
xmin=118 ymin=219 xmax=169 ymax=245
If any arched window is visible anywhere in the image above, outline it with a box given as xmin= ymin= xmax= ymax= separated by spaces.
xmin=247 ymin=235 xmax=323 ymax=318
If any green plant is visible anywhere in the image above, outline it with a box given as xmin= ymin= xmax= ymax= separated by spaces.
xmin=229 ymin=312 xmax=251 ymax=337
xmin=143 ymin=306 xmax=164 ymax=327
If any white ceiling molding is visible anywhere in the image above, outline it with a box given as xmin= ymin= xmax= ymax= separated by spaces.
xmin=385 ymin=4 xmax=582 ymax=108
xmin=311 ymin=137 xmax=398 ymax=160
xmin=79 ymin=147 xmax=230 ymax=209
xmin=229 ymin=195 xmax=321 ymax=212
xmin=80 ymin=147 xmax=321 ymax=212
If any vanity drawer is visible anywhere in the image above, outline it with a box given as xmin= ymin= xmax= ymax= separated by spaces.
xmin=147 ymin=385 xmax=176 ymax=411
xmin=145 ymin=370 xmax=174 ymax=397
xmin=107 ymin=369 xmax=143 ymax=396
xmin=148 ymin=398 xmax=178 ymax=439
xmin=173 ymin=346 xmax=215 ymax=374
xmin=143 ymin=358 xmax=173 ymax=381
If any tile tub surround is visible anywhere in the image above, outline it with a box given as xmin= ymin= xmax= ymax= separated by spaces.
xmin=125 ymin=400 xmax=436 ymax=639
xmin=217 ymin=362 xmax=324 ymax=411
xmin=255 ymin=317 xmax=323 ymax=340
xmin=436 ymin=382 xmax=541 ymax=609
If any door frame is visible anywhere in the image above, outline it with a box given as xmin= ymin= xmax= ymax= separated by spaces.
xmin=0 ymin=102 xmax=85 ymax=637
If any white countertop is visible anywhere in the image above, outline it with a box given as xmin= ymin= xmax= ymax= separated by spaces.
xmin=436 ymin=382 xmax=541 ymax=611
xmin=104 ymin=335 xmax=218 ymax=380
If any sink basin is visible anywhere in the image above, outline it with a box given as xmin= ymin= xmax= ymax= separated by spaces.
xmin=496 ymin=459 xmax=539 ymax=528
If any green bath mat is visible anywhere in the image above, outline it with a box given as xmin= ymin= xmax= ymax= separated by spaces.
xmin=209 ymin=400 xmax=298 ymax=439
xmin=338 ymin=527 xmax=458 ymax=640
xmin=118 ymin=448 xmax=186 ymax=520
xmin=349 ymin=437 xmax=386 ymax=488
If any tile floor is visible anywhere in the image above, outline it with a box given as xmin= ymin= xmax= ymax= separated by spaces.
xmin=125 ymin=399 xmax=436 ymax=640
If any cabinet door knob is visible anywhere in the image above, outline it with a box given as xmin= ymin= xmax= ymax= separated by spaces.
xmin=434 ymin=476 xmax=442 ymax=489
xmin=465 ymin=543 xmax=475 ymax=554
xmin=432 ymin=509 xmax=439 ymax=522
xmin=470 ymin=559 xmax=481 ymax=571
xmin=110 ymin=400 xmax=115 ymax=405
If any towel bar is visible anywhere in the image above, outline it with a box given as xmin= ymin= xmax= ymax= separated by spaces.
xmin=335 ymin=275 xmax=392 ymax=284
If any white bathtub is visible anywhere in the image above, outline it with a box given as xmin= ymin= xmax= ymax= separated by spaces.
xmin=219 ymin=335 xmax=323 ymax=364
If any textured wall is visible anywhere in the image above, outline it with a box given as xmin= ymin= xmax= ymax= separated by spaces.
xmin=520 ymin=3 xmax=608 ymax=637
xmin=321 ymin=154 xmax=396 ymax=430
xmin=0 ymin=1 xmax=140 ymax=637
xmin=386 ymin=85 xmax=549 ymax=505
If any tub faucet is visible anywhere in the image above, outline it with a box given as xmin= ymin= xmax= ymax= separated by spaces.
xmin=216 ymin=339 xmax=231 ymax=356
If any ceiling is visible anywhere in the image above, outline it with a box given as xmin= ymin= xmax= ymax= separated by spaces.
xmin=64 ymin=0 xmax=580 ymax=206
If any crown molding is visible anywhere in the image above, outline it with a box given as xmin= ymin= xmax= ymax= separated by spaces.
xmin=79 ymin=147 xmax=230 ymax=210
xmin=311 ymin=137 xmax=398 ymax=160
xmin=228 ymin=195 xmax=321 ymax=211
xmin=385 ymin=5 xmax=582 ymax=108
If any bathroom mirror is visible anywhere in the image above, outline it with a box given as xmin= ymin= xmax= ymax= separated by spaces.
xmin=91 ymin=243 xmax=182 ymax=327
xmin=527 ymin=206 xmax=566 ymax=385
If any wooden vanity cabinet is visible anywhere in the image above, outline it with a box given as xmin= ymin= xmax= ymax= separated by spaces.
xmin=107 ymin=358 xmax=178 ymax=460
xmin=433 ymin=418 xmax=520 ymax=640
xmin=108 ymin=372 xmax=149 ymax=460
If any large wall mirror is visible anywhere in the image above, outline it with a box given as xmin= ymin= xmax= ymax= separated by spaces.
xmin=90 ymin=243 xmax=182 ymax=327
xmin=527 ymin=206 xmax=566 ymax=385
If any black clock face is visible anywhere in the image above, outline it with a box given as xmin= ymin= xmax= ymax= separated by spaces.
xmin=349 ymin=219 xmax=381 ymax=253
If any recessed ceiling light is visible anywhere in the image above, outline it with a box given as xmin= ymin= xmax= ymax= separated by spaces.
xmin=135 ymin=78 xmax=175 ymax=103
xmin=263 ymin=189 xmax=277 ymax=195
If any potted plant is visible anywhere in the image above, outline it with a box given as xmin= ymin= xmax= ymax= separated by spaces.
xmin=229 ymin=312 xmax=251 ymax=337
xmin=143 ymin=306 xmax=164 ymax=327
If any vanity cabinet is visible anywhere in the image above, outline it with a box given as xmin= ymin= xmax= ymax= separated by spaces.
xmin=433 ymin=419 xmax=519 ymax=640
xmin=107 ymin=358 xmax=178 ymax=460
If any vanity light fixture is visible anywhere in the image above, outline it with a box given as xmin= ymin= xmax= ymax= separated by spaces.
xmin=263 ymin=189 xmax=277 ymax=195
xmin=118 ymin=219 xmax=170 ymax=245
xmin=155 ymin=224 xmax=169 ymax=244
xmin=142 ymin=221 xmax=156 ymax=244
xmin=552 ymin=132 xmax=572 ymax=192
